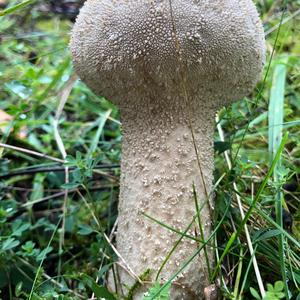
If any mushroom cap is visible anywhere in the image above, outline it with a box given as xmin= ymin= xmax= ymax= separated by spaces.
xmin=70 ymin=0 xmax=265 ymax=107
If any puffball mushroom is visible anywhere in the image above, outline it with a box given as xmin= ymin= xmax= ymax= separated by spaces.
xmin=70 ymin=0 xmax=265 ymax=299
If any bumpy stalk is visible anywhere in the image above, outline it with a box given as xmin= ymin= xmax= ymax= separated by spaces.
xmin=112 ymin=92 xmax=216 ymax=299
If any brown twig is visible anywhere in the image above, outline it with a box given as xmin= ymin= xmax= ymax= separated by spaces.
xmin=0 ymin=164 xmax=120 ymax=179
xmin=0 ymin=142 xmax=64 ymax=163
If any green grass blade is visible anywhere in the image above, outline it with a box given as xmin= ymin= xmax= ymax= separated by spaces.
xmin=233 ymin=247 xmax=243 ymax=298
xmin=268 ymin=57 xmax=288 ymax=164
xmin=0 ymin=0 xmax=37 ymax=16
xmin=87 ymin=110 xmax=112 ymax=158
xmin=192 ymin=184 xmax=212 ymax=279
xmin=238 ymin=245 xmax=258 ymax=300
xmin=268 ymin=56 xmax=289 ymax=298
xmin=154 ymin=211 xmax=195 ymax=281
xmin=142 ymin=213 xmax=199 ymax=242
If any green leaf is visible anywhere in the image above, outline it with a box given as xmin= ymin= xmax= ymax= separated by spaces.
xmin=214 ymin=141 xmax=231 ymax=154
xmin=12 ymin=222 xmax=31 ymax=237
xmin=254 ymin=229 xmax=281 ymax=242
xmin=97 ymin=264 xmax=112 ymax=279
xmin=15 ymin=281 xmax=23 ymax=297
xmin=31 ymin=293 xmax=43 ymax=300
xmin=30 ymin=173 xmax=45 ymax=202
xmin=274 ymin=281 xmax=284 ymax=292
xmin=78 ymin=224 xmax=94 ymax=235
xmin=143 ymin=282 xmax=170 ymax=300
xmin=5 ymin=81 xmax=32 ymax=99
xmin=21 ymin=241 xmax=35 ymax=253
xmin=267 ymin=283 xmax=274 ymax=292
xmin=276 ymin=292 xmax=285 ymax=299
xmin=64 ymin=155 xmax=77 ymax=166
xmin=61 ymin=182 xmax=80 ymax=189
xmin=250 ymin=287 xmax=262 ymax=300
xmin=1 ymin=238 xmax=20 ymax=251
xmin=81 ymin=274 xmax=116 ymax=300
xmin=36 ymin=247 xmax=53 ymax=261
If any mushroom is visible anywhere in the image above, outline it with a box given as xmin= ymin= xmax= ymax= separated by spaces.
xmin=70 ymin=0 xmax=265 ymax=299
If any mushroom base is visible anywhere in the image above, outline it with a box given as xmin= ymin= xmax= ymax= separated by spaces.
xmin=108 ymin=95 xmax=217 ymax=299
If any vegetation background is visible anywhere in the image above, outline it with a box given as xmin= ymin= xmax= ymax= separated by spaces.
xmin=0 ymin=0 xmax=299 ymax=299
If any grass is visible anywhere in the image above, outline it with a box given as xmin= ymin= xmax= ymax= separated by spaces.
xmin=0 ymin=0 xmax=300 ymax=299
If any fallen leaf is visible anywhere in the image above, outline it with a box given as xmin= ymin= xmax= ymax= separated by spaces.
xmin=0 ymin=109 xmax=27 ymax=139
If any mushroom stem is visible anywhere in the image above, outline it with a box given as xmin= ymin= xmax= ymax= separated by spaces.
xmin=113 ymin=93 xmax=216 ymax=299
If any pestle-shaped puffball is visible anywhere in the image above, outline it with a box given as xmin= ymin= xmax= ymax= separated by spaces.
xmin=70 ymin=1 xmax=265 ymax=299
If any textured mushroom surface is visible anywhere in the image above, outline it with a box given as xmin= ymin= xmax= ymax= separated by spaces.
xmin=71 ymin=0 xmax=265 ymax=106
xmin=70 ymin=0 xmax=265 ymax=299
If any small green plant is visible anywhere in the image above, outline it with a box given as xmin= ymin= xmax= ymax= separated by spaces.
xmin=250 ymin=281 xmax=285 ymax=300
xmin=143 ymin=282 xmax=171 ymax=300
xmin=63 ymin=151 xmax=101 ymax=189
